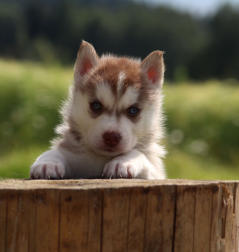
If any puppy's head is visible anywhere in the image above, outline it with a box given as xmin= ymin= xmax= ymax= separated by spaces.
xmin=69 ymin=41 xmax=165 ymax=157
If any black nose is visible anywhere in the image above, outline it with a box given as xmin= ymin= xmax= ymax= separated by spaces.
xmin=103 ymin=131 xmax=122 ymax=148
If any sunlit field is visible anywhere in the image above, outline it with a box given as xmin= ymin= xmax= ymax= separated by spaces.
xmin=0 ymin=59 xmax=239 ymax=179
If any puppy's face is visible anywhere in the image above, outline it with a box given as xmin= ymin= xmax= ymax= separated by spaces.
xmin=70 ymin=41 xmax=165 ymax=157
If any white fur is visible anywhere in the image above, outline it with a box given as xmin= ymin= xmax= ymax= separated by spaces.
xmin=30 ymin=91 xmax=166 ymax=179
xmin=31 ymin=148 xmax=110 ymax=179
xmin=117 ymin=71 xmax=126 ymax=94
xmin=118 ymin=86 xmax=139 ymax=110
xmin=103 ymin=149 xmax=165 ymax=179
xmin=96 ymin=83 xmax=115 ymax=109
xmin=30 ymin=42 xmax=166 ymax=180
xmin=86 ymin=114 xmax=137 ymax=157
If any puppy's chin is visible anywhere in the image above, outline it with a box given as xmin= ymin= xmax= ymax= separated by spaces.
xmin=95 ymin=149 xmax=123 ymax=157
xmin=92 ymin=147 xmax=125 ymax=157
xmin=89 ymin=144 xmax=131 ymax=157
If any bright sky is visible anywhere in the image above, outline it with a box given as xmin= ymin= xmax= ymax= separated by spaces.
xmin=136 ymin=0 xmax=239 ymax=15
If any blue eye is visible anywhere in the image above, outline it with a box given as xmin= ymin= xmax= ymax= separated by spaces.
xmin=90 ymin=101 xmax=103 ymax=113
xmin=127 ymin=106 xmax=140 ymax=117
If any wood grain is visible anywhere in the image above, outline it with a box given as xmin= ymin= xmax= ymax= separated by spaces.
xmin=0 ymin=191 xmax=7 ymax=252
xmin=101 ymin=188 xmax=130 ymax=252
xmin=144 ymin=185 xmax=176 ymax=252
xmin=34 ymin=190 xmax=59 ymax=252
xmin=0 ymin=179 xmax=238 ymax=252
xmin=127 ymin=188 xmax=147 ymax=252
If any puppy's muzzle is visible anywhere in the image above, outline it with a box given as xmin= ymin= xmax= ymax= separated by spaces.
xmin=103 ymin=131 xmax=122 ymax=148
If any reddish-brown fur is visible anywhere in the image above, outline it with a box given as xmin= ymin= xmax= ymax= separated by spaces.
xmin=79 ymin=57 xmax=141 ymax=97
xmin=75 ymin=52 xmax=164 ymax=120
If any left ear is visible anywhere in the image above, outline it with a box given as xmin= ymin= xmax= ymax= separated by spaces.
xmin=74 ymin=40 xmax=99 ymax=85
xmin=141 ymin=50 xmax=165 ymax=88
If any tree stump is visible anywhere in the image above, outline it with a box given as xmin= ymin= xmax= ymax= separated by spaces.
xmin=0 ymin=179 xmax=238 ymax=252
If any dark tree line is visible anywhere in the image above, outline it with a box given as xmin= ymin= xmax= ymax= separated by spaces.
xmin=0 ymin=0 xmax=239 ymax=81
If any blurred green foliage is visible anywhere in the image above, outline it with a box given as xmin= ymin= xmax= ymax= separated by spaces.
xmin=0 ymin=0 xmax=239 ymax=80
xmin=0 ymin=60 xmax=239 ymax=179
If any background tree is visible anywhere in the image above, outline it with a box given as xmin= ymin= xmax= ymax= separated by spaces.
xmin=0 ymin=0 xmax=238 ymax=81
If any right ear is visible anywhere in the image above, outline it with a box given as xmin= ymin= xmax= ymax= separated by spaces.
xmin=74 ymin=40 xmax=99 ymax=84
xmin=141 ymin=50 xmax=165 ymax=88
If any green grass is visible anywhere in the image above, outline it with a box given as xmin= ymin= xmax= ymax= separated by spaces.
xmin=0 ymin=146 xmax=46 ymax=179
xmin=0 ymin=59 xmax=239 ymax=179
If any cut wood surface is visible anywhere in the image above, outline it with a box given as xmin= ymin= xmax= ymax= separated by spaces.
xmin=0 ymin=179 xmax=238 ymax=252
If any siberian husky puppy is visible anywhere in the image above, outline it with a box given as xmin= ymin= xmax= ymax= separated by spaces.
xmin=30 ymin=41 xmax=166 ymax=179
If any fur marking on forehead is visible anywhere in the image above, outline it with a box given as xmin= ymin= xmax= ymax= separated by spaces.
xmin=96 ymin=83 xmax=115 ymax=109
xmin=118 ymin=86 xmax=139 ymax=110
xmin=82 ymin=56 xmax=144 ymax=108
xmin=117 ymin=72 xmax=126 ymax=95
xmin=93 ymin=57 xmax=142 ymax=94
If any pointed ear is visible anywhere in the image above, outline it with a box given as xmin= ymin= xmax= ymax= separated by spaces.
xmin=141 ymin=50 xmax=165 ymax=88
xmin=74 ymin=40 xmax=99 ymax=84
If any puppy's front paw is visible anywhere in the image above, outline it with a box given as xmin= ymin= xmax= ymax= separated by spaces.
xmin=102 ymin=158 xmax=138 ymax=179
xmin=30 ymin=162 xmax=65 ymax=179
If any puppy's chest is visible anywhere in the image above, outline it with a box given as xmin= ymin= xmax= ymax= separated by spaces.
xmin=61 ymin=148 xmax=110 ymax=178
